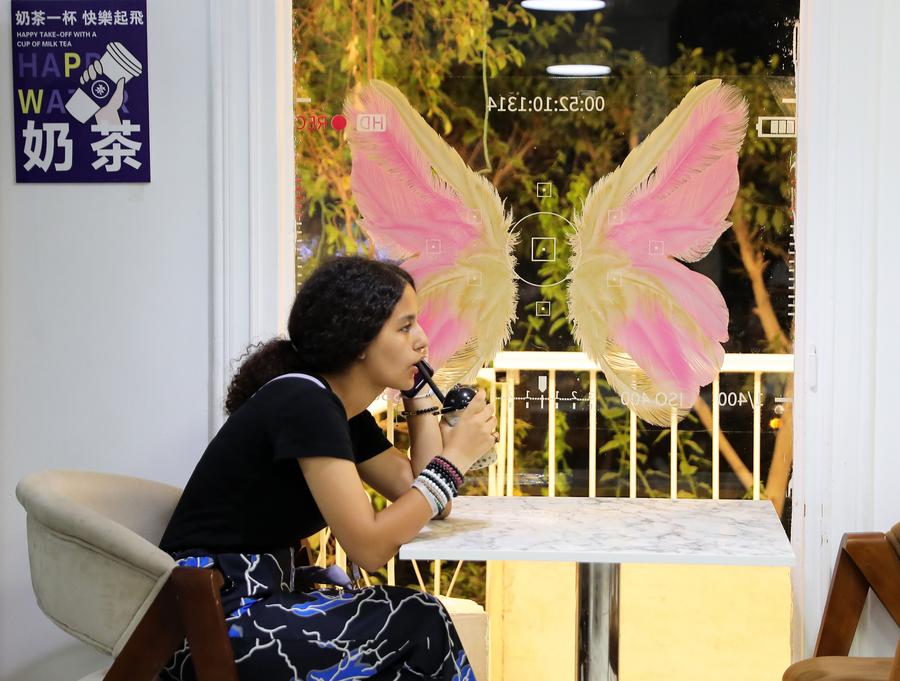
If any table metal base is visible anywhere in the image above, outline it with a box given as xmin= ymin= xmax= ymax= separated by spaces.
xmin=577 ymin=563 xmax=620 ymax=681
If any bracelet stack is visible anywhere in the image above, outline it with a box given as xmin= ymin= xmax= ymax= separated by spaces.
xmin=411 ymin=456 xmax=465 ymax=517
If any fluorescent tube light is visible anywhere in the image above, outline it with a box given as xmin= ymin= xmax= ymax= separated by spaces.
xmin=546 ymin=64 xmax=612 ymax=77
xmin=522 ymin=0 xmax=606 ymax=10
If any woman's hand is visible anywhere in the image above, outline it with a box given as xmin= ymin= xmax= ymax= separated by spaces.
xmin=438 ymin=389 xmax=498 ymax=474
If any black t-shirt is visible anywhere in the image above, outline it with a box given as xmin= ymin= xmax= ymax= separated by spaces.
xmin=159 ymin=374 xmax=393 ymax=554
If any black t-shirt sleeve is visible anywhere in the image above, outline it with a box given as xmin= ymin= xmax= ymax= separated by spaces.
xmin=348 ymin=409 xmax=393 ymax=463
xmin=267 ymin=380 xmax=355 ymax=462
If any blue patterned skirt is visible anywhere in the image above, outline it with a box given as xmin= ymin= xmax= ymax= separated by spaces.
xmin=160 ymin=549 xmax=476 ymax=681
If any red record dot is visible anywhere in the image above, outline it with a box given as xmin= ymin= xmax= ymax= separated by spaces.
xmin=331 ymin=114 xmax=347 ymax=130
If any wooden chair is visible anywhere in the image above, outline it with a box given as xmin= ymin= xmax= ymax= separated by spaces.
xmin=16 ymin=469 xmax=238 ymax=681
xmin=783 ymin=522 xmax=900 ymax=681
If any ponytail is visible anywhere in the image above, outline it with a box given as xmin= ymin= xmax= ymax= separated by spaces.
xmin=223 ymin=338 xmax=306 ymax=414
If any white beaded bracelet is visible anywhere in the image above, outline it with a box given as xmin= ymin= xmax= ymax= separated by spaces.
xmin=419 ymin=473 xmax=449 ymax=506
xmin=420 ymin=468 xmax=454 ymax=502
xmin=412 ymin=479 xmax=442 ymax=516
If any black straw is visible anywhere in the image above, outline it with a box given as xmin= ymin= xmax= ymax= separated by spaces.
xmin=415 ymin=360 xmax=446 ymax=403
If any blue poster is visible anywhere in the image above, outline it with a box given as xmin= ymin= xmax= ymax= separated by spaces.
xmin=11 ymin=0 xmax=150 ymax=183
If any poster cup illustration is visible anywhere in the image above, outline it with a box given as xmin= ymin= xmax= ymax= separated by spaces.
xmin=65 ymin=42 xmax=143 ymax=124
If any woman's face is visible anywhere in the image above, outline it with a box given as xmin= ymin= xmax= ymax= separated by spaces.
xmin=361 ymin=284 xmax=429 ymax=390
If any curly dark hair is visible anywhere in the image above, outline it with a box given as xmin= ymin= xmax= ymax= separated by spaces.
xmin=224 ymin=255 xmax=415 ymax=414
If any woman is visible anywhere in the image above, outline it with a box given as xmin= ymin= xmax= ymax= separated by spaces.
xmin=159 ymin=255 xmax=497 ymax=681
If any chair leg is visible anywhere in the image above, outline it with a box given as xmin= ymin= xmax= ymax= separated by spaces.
xmin=298 ymin=538 xmax=315 ymax=567
xmin=104 ymin=579 xmax=187 ymax=681
xmin=170 ymin=567 xmax=240 ymax=681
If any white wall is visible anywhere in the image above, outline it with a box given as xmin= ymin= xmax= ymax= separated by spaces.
xmin=0 ymin=1 xmax=294 ymax=679
xmin=794 ymin=0 xmax=900 ymax=660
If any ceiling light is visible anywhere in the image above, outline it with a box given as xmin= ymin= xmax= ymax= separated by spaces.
xmin=546 ymin=64 xmax=612 ymax=77
xmin=522 ymin=0 xmax=606 ymax=11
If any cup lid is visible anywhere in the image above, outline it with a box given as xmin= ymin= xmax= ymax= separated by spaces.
xmin=107 ymin=42 xmax=142 ymax=78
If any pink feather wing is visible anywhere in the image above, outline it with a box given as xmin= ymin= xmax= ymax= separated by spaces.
xmin=610 ymin=298 xmax=723 ymax=402
xmin=418 ymin=299 xmax=473 ymax=372
xmin=626 ymin=255 xmax=729 ymax=344
xmin=609 ymin=153 xmax=740 ymax=264
xmin=608 ymin=83 xmax=747 ymax=262
xmin=598 ymin=83 xmax=746 ymax=412
xmin=347 ymin=86 xmax=479 ymax=281
xmin=345 ymin=81 xmax=515 ymax=388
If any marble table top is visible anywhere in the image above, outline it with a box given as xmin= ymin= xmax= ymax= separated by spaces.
xmin=400 ymin=496 xmax=794 ymax=566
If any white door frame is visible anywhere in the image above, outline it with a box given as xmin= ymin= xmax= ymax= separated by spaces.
xmin=208 ymin=0 xmax=296 ymax=433
xmin=794 ymin=0 xmax=900 ymax=658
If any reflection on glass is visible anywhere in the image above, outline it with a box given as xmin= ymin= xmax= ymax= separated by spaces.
xmin=293 ymin=1 xmax=798 ymax=537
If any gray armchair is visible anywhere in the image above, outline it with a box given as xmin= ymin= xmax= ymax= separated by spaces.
xmin=16 ymin=469 xmax=239 ymax=681
xmin=16 ymin=469 xmax=488 ymax=681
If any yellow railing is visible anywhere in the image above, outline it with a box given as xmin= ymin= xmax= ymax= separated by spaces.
xmin=314 ymin=351 xmax=794 ymax=596
xmin=487 ymin=351 xmax=794 ymax=501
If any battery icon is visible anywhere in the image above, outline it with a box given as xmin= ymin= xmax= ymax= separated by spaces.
xmin=756 ymin=116 xmax=796 ymax=138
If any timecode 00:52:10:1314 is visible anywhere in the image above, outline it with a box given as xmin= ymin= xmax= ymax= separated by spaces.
xmin=488 ymin=94 xmax=606 ymax=114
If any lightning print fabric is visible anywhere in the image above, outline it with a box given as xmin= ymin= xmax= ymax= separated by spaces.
xmin=161 ymin=549 xmax=475 ymax=681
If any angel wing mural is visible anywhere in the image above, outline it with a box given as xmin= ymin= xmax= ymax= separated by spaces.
xmin=344 ymin=79 xmax=748 ymax=426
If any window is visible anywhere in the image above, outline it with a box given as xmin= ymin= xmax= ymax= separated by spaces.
xmin=293 ymin=0 xmax=798 ymax=514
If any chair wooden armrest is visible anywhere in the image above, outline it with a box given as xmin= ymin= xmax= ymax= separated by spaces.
xmin=815 ymin=532 xmax=900 ymax=657
xmin=784 ymin=528 xmax=900 ymax=681
xmin=104 ymin=568 xmax=238 ymax=681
